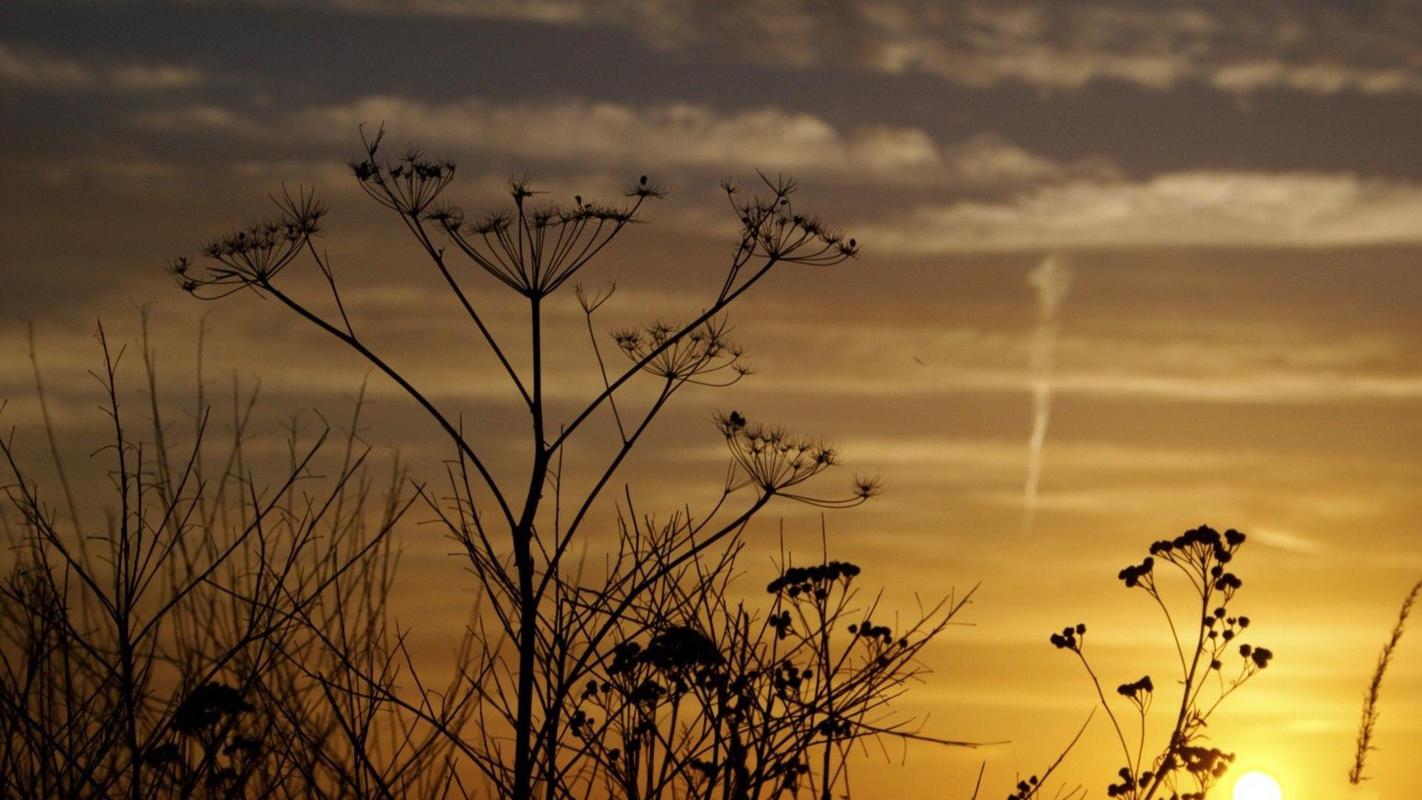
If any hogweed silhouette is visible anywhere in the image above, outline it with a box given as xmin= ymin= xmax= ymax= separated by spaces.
xmin=165 ymin=126 xmax=974 ymax=799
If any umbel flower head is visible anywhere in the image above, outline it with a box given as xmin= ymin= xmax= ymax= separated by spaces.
xmin=612 ymin=317 xmax=749 ymax=384
xmin=172 ymin=682 xmax=254 ymax=735
xmin=430 ymin=173 xmax=662 ymax=298
xmin=766 ymin=560 xmax=861 ymax=596
xmin=641 ymin=625 xmax=724 ymax=673
xmin=716 ymin=409 xmax=833 ymax=486
xmin=714 ymin=411 xmax=878 ymax=507
xmin=174 ymin=185 xmax=327 ymax=298
xmin=716 ymin=411 xmax=833 ymax=489
xmin=350 ymin=125 xmax=456 ymax=216
xmin=723 ymin=172 xmax=858 ymax=265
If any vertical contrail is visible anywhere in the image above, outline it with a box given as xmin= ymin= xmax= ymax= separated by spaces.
xmin=1023 ymin=254 xmax=1070 ymax=535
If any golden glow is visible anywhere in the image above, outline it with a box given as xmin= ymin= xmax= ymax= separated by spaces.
xmin=1233 ymin=771 xmax=1283 ymax=800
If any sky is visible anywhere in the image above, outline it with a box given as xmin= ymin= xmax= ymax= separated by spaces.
xmin=2 ymin=1 xmax=1422 ymax=797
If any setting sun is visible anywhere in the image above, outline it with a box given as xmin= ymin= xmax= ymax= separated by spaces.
xmin=1234 ymin=771 xmax=1283 ymax=800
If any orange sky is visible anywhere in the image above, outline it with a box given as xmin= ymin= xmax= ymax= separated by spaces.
xmin=3 ymin=2 xmax=1421 ymax=797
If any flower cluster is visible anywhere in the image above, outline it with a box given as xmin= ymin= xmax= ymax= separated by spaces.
xmin=715 ymin=411 xmax=838 ymax=494
xmin=613 ymin=318 xmax=749 ymax=384
xmin=641 ymin=625 xmax=724 ymax=672
xmin=1050 ymin=525 xmax=1271 ymax=800
xmin=723 ymin=174 xmax=858 ymax=266
xmin=1116 ymin=675 xmax=1153 ymax=701
xmin=1106 ymin=765 xmax=1155 ymax=798
xmin=772 ymin=661 xmax=813 ymax=698
xmin=607 ymin=625 xmax=722 ymax=678
xmin=433 ymin=175 xmax=661 ymax=297
xmin=1167 ymin=744 xmax=1234 ymax=794
xmin=847 ymin=618 xmax=895 ymax=646
xmin=1117 ymin=557 xmax=1154 ymax=589
xmin=172 ymin=681 xmax=254 ymax=735
xmin=143 ymin=681 xmax=262 ymax=792
xmin=765 ymin=560 xmax=861 ymax=597
xmin=1145 ymin=525 xmax=1246 ymax=596
xmin=814 ymin=715 xmax=853 ymax=738
xmin=350 ymin=127 xmax=456 ymax=216
xmin=176 ymin=187 xmax=327 ymax=296
xmin=768 ymin=609 xmax=794 ymax=639
xmin=600 ymin=624 xmax=727 ymax=711
xmin=1007 ymin=774 xmax=1040 ymax=800
xmin=1239 ymin=643 xmax=1273 ymax=670
xmin=1048 ymin=622 xmax=1086 ymax=652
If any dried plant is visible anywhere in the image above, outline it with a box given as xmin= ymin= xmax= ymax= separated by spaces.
xmin=1348 ymin=576 xmax=1422 ymax=785
xmin=563 ymin=533 xmax=975 ymax=800
xmin=1025 ymin=525 xmax=1272 ymax=800
xmin=0 ymin=318 xmax=418 ymax=798
xmin=165 ymin=127 xmax=985 ymax=800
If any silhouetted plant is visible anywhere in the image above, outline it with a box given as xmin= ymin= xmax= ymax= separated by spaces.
xmin=999 ymin=712 xmax=1091 ymax=800
xmin=1348 ymin=575 xmax=1422 ymax=785
xmin=1038 ymin=525 xmax=1271 ymax=800
xmin=0 ymin=319 xmax=417 ymax=798
xmin=167 ymin=127 xmax=979 ymax=800
xmin=563 ymin=534 xmax=972 ymax=800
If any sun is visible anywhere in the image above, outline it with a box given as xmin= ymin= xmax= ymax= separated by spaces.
xmin=1232 ymin=771 xmax=1283 ymax=800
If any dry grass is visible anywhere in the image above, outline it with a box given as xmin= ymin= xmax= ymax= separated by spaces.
xmin=1349 ymin=576 xmax=1422 ymax=785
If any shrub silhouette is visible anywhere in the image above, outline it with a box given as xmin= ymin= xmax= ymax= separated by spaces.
xmin=0 ymin=320 xmax=413 ymax=797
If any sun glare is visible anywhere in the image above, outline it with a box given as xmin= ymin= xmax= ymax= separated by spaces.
xmin=1233 ymin=771 xmax=1283 ymax=800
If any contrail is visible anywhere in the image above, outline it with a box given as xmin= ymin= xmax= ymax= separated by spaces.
xmin=1023 ymin=254 xmax=1071 ymax=535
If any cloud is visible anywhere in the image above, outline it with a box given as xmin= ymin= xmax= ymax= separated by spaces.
xmin=1022 ymin=255 xmax=1070 ymax=535
xmin=0 ymin=41 xmax=93 ymax=89
xmin=131 ymin=104 xmax=274 ymax=137
xmin=857 ymin=171 xmax=1422 ymax=251
xmin=133 ymin=94 xmax=1106 ymax=189
xmin=741 ymin=319 xmax=1422 ymax=406
xmin=750 ymin=360 xmax=1422 ymax=407
xmin=817 ymin=437 xmax=1249 ymax=476
xmin=326 ymin=0 xmax=595 ymax=25
xmin=294 ymin=1 xmax=1422 ymax=96
xmin=1208 ymin=60 xmax=1422 ymax=95
xmin=110 ymin=63 xmax=206 ymax=91
xmin=0 ymin=41 xmax=204 ymax=91
xmin=1247 ymin=527 xmax=1328 ymax=556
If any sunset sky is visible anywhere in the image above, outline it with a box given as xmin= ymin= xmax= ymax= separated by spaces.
xmin=3 ymin=2 xmax=1422 ymax=797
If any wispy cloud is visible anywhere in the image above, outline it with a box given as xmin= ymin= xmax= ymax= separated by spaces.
xmin=1022 ymin=255 xmax=1070 ymax=535
xmin=748 ymin=361 xmax=1422 ymax=406
xmin=0 ymin=41 xmax=93 ymax=89
xmin=0 ymin=41 xmax=204 ymax=91
xmin=858 ymin=172 xmax=1422 ymax=251
xmin=1248 ymin=527 xmax=1328 ymax=556
xmin=110 ymin=63 xmax=206 ymax=91
xmin=132 ymin=94 xmax=1107 ymax=189
xmin=296 ymin=1 xmax=1422 ymax=97
xmin=742 ymin=320 xmax=1422 ymax=406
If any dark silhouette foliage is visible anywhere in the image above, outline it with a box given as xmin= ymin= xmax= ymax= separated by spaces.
xmin=1025 ymin=525 xmax=1271 ymax=800
xmin=161 ymin=129 xmax=966 ymax=799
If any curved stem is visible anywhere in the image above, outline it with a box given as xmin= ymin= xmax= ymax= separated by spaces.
xmin=260 ymin=280 xmax=516 ymax=528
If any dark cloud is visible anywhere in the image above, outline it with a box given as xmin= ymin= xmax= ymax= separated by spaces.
xmin=301 ymin=1 xmax=1422 ymax=95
